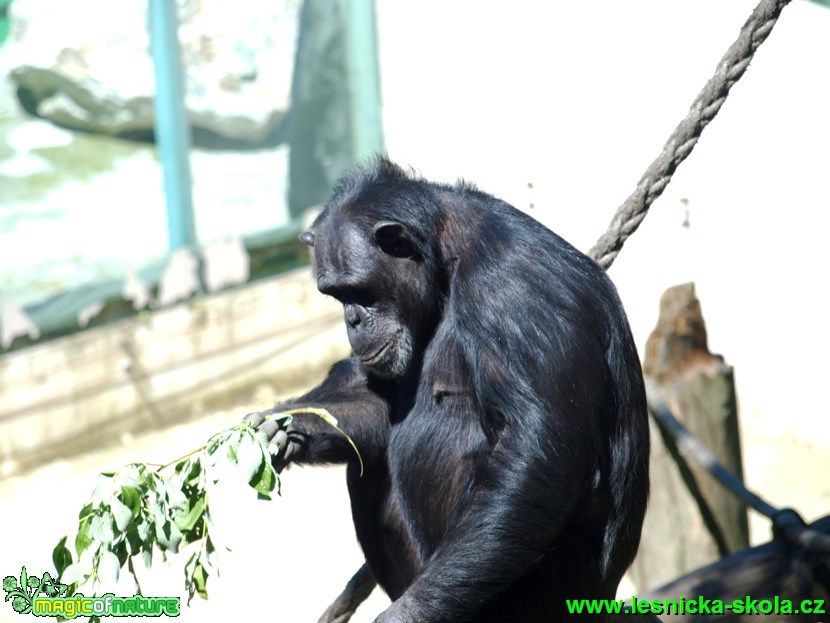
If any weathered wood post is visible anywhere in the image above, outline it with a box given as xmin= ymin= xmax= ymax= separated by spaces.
xmin=630 ymin=283 xmax=749 ymax=590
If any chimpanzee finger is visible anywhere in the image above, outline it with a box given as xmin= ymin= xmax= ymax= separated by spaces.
xmin=273 ymin=429 xmax=289 ymax=450
xmin=271 ymin=434 xmax=294 ymax=473
xmin=282 ymin=429 xmax=308 ymax=462
xmin=257 ymin=418 xmax=280 ymax=441
xmin=243 ymin=411 xmax=265 ymax=427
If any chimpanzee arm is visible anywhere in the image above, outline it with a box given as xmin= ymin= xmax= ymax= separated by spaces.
xmin=377 ymin=369 xmax=602 ymax=622
xmin=245 ymin=358 xmax=391 ymax=467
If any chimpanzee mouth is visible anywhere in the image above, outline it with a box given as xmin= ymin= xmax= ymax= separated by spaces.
xmin=360 ymin=342 xmax=391 ymax=366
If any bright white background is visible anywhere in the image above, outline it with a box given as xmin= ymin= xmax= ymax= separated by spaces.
xmin=379 ymin=0 xmax=830 ymax=446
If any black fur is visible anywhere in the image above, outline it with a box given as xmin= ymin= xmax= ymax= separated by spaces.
xmin=261 ymin=158 xmax=649 ymax=622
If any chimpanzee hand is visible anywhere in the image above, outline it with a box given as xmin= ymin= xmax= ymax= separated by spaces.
xmin=243 ymin=410 xmax=308 ymax=472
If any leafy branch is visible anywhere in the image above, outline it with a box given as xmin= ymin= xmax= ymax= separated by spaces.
xmin=52 ymin=408 xmax=357 ymax=605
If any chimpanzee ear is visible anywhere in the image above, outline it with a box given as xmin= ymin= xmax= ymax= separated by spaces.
xmin=299 ymin=231 xmax=315 ymax=247
xmin=372 ymin=221 xmax=420 ymax=259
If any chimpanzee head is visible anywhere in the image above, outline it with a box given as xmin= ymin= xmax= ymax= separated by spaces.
xmin=300 ymin=161 xmax=445 ymax=380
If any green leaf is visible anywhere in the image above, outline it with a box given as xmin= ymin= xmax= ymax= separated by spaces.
xmin=165 ymin=481 xmax=187 ymax=511
xmin=154 ymin=517 xmax=170 ymax=550
xmin=115 ymin=541 xmax=129 ymax=567
xmin=141 ymin=546 xmax=153 ymax=570
xmin=136 ymin=517 xmax=151 ymax=542
xmin=52 ymin=537 xmax=73 ymax=576
xmin=182 ymin=458 xmax=203 ymax=489
xmin=60 ymin=563 xmax=86 ymax=586
xmin=183 ymin=551 xmax=197 ymax=578
xmin=78 ymin=503 xmax=93 ymax=521
xmin=117 ymin=467 xmax=142 ymax=489
xmin=125 ymin=527 xmax=142 ymax=556
xmin=236 ymin=433 xmax=263 ymax=482
xmin=174 ymin=496 xmax=206 ymax=533
xmin=91 ymin=513 xmax=115 ymax=546
xmin=91 ymin=480 xmax=116 ymax=506
xmin=183 ymin=552 xmax=199 ymax=604
xmin=252 ymin=462 xmax=275 ymax=499
xmin=147 ymin=472 xmax=164 ymax=494
xmin=263 ymin=413 xmax=293 ymax=429
xmin=205 ymin=537 xmax=217 ymax=568
xmin=226 ymin=441 xmax=238 ymax=464
xmin=75 ymin=517 xmax=94 ymax=557
xmin=97 ymin=550 xmax=120 ymax=583
xmin=120 ymin=486 xmax=142 ymax=518
xmin=167 ymin=522 xmax=183 ymax=554
xmin=110 ymin=498 xmax=133 ymax=532
xmin=192 ymin=562 xmax=208 ymax=600
xmin=18 ymin=567 xmax=28 ymax=592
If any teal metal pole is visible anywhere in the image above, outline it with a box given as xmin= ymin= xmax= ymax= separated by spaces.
xmin=148 ymin=0 xmax=196 ymax=251
xmin=344 ymin=0 xmax=384 ymax=159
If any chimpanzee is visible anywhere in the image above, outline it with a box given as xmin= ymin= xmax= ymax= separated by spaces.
xmin=246 ymin=158 xmax=650 ymax=623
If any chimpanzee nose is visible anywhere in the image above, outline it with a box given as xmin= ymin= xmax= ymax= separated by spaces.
xmin=345 ymin=304 xmax=362 ymax=329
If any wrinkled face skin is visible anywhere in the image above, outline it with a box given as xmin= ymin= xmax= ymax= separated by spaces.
xmin=301 ymin=219 xmax=438 ymax=380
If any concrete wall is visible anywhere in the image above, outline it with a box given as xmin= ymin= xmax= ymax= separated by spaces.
xmin=0 ymin=268 xmax=349 ymax=477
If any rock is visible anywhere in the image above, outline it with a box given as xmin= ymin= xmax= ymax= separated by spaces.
xmin=2 ymin=0 xmax=299 ymax=145
xmin=156 ymin=248 xmax=200 ymax=307
xmin=1 ymin=299 xmax=40 ymax=349
xmin=203 ymin=237 xmax=250 ymax=293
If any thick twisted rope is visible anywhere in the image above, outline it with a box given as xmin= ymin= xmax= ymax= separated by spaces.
xmin=589 ymin=0 xmax=792 ymax=270
xmin=592 ymin=0 xmax=830 ymax=557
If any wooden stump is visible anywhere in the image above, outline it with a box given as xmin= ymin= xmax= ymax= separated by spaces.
xmin=630 ymin=283 xmax=749 ymax=591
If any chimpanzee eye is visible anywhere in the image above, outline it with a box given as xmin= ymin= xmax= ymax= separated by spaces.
xmin=373 ymin=221 xmax=420 ymax=260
